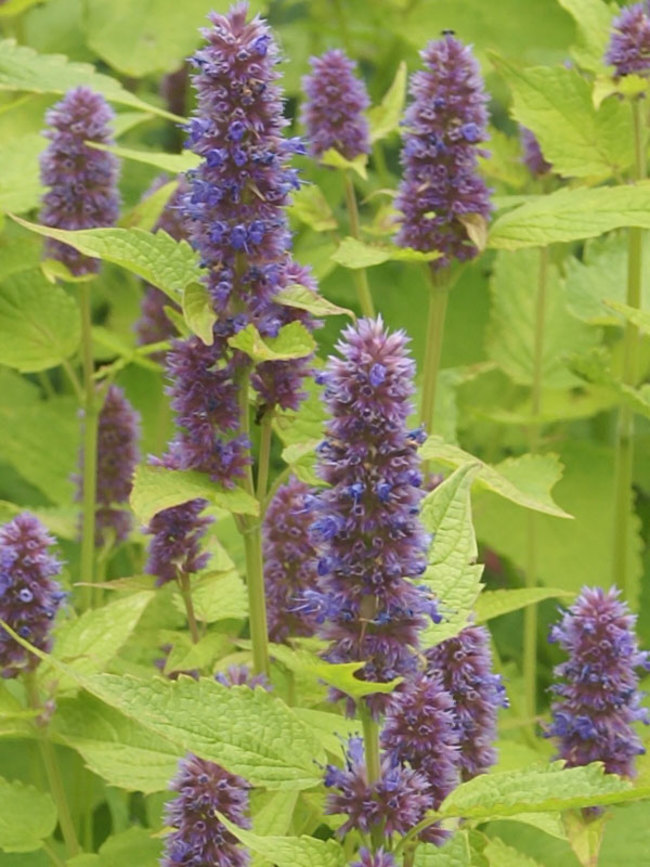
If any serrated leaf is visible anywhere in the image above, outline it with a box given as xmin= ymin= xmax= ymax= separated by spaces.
xmin=130 ymin=464 xmax=259 ymax=525
xmin=182 ymin=281 xmax=216 ymax=345
xmin=557 ymin=0 xmax=615 ymax=73
xmin=275 ymin=284 xmax=353 ymax=319
xmin=228 ymin=321 xmax=315 ymax=362
xmin=0 ymin=777 xmax=56 ymax=853
xmin=0 ymin=38 xmax=179 ymax=120
xmin=320 ymin=148 xmax=367 ymax=179
xmin=218 ymin=813 xmax=345 ymax=867
xmin=420 ymin=438 xmax=572 ymax=518
xmin=120 ymin=179 xmax=178 ymax=232
xmin=489 ymin=183 xmax=650 ymax=250
xmin=174 ymin=570 xmax=248 ymax=623
xmin=88 ymin=141 xmax=199 ymax=174
xmin=414 ymin=833 xmax=472 ymax=866
xmin=483 ymin=837 xmax=545 ymax=867
xmin=368 ymin=61 xmax=407 ymax=143
xmin=288 ymin=185 xmax=338 ymax=232
xmin=163 ymin=631 xmax=231 ymax=675
xmin=332 ymin=236 xmax=441 ymax=269
xmin=475 ymin=588 xmax=574 ymax=623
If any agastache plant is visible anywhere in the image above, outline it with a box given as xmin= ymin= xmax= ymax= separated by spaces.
xmin=520 ymin=126 xmax=552 ymax=178
xmin=606 ymin=2 xmax=650 ymax=78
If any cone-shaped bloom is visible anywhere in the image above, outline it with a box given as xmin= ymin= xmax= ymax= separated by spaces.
xmin=39 ymin=86 xmax=120 ymax=275
xmin=145 ymin=499 xmax=213 ymax=586
xmin=519 ymin=126 xmax=552 ymax=178
xmin=301 ymin=49 xmax=370 ymax=160
xmin=395 ymin=33 xmax=491 ymax=268
xmin=263 ymin=476 xmax=319 ymax=642
xmin=351 ymin=849 xmax=397 ymax=867
xmin=605 ymin=2 xmax=650 ymax=78
xmin=0 ymin=514 xmax=65 ymax=678
xmin=161 ymin=754 xmax=250 ymax=867
xmin=309 ymin=317 xmax=433 ymax=714
xmin=547 ymin=586 xmax=650 ymax=777
xmin=426 ymin=625 xmax=507 ymax=781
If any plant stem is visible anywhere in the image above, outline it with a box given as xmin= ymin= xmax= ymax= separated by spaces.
xmin=178 ymin=571 xmax=200 ymax=644
xmin=612 ymin=99 xmax=646 ymax=603
xmin=43 ymin=840 xmax=66 ymax=867
xmin=361 ymin=707 xmax=383 ymax=851
xmin=256 ymin=410 xmax=274 ymax=506
xmin=343 ymin=171 xmax=375 ymax=318
xmin=79 ymin=283 xmax=98 ymax=611
xmin=420 ymin=267 xmax=450 ymax=436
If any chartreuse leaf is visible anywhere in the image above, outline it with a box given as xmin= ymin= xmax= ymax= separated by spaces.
xmin=483 ymin=837 xmax=545 ymax=867
xmin=0 ymin=0 xmax=44 ymax=16
xmin=88 ymin=141 xmax=199 ymax=174
xmin=489 ymin=184 xmax=650 ymax=250
xmin=0 ymin=132 xmax=44 ymax=213
xmin=419 ymin=437 xmax=572 ymax=518
xmin=182 ymin=281 xmax=216 ymax=345
xmin=368 ymin=61 xmax=407 ymax=143
xmin=0 ymin=38 xmax=180 ymax=120
xmin=413 ymin=833 xmax=472 ymax=866
xmin=68 ymin=828 xmax=161 ymax=866
xmin=475 ymin=588 xmax=574 ymax=623
xmin=604 ymin=299 xmax=650 ymax=333
xmin=275 ymin=283 xmax=353 ymax=319
xmin=81 ymin=675 xmax=326 ymax=790
xmin=486 ymin=249 xmax=599 ymax=389
xmin=218 ymin=813 xmax=345 ymax=867
xmin=288 ymin=185 xmax=338 ymax=232
xmin=332 ymin=236 xmax=441 ymax=269
xmin=320 ymin=147 xmax=368 ymax=179
xmin=0 ymin=269 xmax=80 ymax=372
xmin=174 ymin=570 xmax=248 ymax=623
xmin=130 ymin=464 xmax=258 ymax=525
xmin=120 ymin=179 xmax=178 ymax=232
xmin=228 ymin=321 xmax=316 ymax=362
xmin=557 ymin=0 xmax=615 ymax=73
xmin=11 ymin=216 xmax=201 ymax=303
xmin=418 ymin=464 xmax=484 ymax=646
xmin=0 ymin=777 xmax=56 ymax=853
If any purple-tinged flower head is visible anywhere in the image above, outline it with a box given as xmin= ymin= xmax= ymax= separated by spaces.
xmin=547 ymin=586 xmax=650 ymax=778
xmin=395 ymin=33 xmax=491 ymax=269
xmin=426 ymin=625 xmax=508 ymax=781
xmin=145 ymin=499 xmax=212 ymax=587
xmin=162 ymin=753 xmax=250 ymax=867
xmin=311 ymin=317 xmax=431 ymax=715
xmin=0 ymin=514 xmax=65 ymax=679
xmin=325 ymin=737 xmax=432 ymax=840
xmin=519 ymin=126 xmax=552 ymax=178
xmin=605 ymin=2 xmax=650 ymax=79
xmin=382 ymin=673 xmax=460 ymax=845
xmin=215 ymin=665 xmax=271 ymax=690
xmin=301 ymin=49 xmax=370 ymax=160
xmin=351 ymin=848 xmax=397 ymax=867
xmin=39 ymin=87 xmax=120 ymax=275
xmin=263 ymin=476 xmax=319 ymax=642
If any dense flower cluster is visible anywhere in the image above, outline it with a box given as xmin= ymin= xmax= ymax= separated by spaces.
xmin=395 ymin=33 xmax=491 ymax=268
xmin=0 ymin=514 xmax=65 ymax=678
xmin=309 ymin=317 xmax=433 ymax=714
xmin=39 ymin=86 xmax=120 ymax=275
xmin=263 ymin=476 xmax=319 ymax=642
xmin=301 ymin=49 xmax=370 ymax=160
xmin=519 ymin=126 xmax=552 ymax=178
xmin=351 ymin=850 xmax=397 ymax=867
xmin=161 ymin=754 xmax=250 ymax=867
xmin=426 ymin=625 xmax=507 ymax=780
xmin=547 ymin=586 xmax=650 ymax=777
xmin=145 ymin=499 xmax=213 ymax=586
xmin=215 ymin=664 xmax=270 ymax=690
xmin=605 ymin=2 xmax=650 ymax=79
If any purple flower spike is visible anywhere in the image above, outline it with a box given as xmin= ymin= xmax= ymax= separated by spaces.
xmin=519 ymin=126 xmax=552 ymax=178
xmin=395 ymin=33 xmax=491 ymax=269
xmin=352 ymin=848 xmax=397 ymax=867
xmin=311 ymin=317 xmax=431 ymax=715
xmin=0 ymin=514 xmax=65 ymax=679
xmin=145 ymin=499 xmax=213 ymax=586
xmin=39 ymin=87 xmax=120 ymax=275
xmin=263 ymin=477 xmax=319 ymax=643
xmin=605 ymin=3 xmax=650 ymax=79
xmin=547 ymin=586 xmax=650 ymax=778
xmin=162 ymin=754 xmax=250 ymax=867
xmin=215 ymin=665 xmax=271 ymax=690
xmin=301 ymin=49 xmax=370 ymax=160
xmin=426 ymin=625 xmax=508 ymax=781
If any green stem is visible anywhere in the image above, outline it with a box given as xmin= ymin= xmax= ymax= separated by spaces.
xmin=37 ymin=370 xmax=55 ymax=399
xmin=256 ymin=410 xmax=274 ymax=506
xmin=361 ymin=708 xmax=383 ymax=851
xmin=43 ymin=840 xmax=66 ymax=867
xmin=343 ymin=172 xmax=375 ymax=318
xmin=79 ymin=283 xmax=98 ymax=611
xmin=178 ymin=571 xmax=200 ymax=644
xmin=523 ymin=246 xmax=549 ymax=724
xmin=612 ymin=99 xmax=646 ymax=603
xmin=61 ymin=358 xmax=84 ymax=402
xmin=420 ymin=268 xmax=450 ymax=436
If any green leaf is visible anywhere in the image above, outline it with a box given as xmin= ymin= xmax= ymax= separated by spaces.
xmin=182 ymin=281 xmax=216 ymax=345
xmin=130 ymin=464 xmax=259 ymax=525
xmin=419 ymin=437 xmax=572 ymax=518
xmin=332 ymin=236 xmax=441 ymax=269
xmin=489 ymin=184 xmax=650 ymax=250
xmin=475 ymin=588 xmax=574 ymax=623
xmin=174 ymin=570 xmax=248 ymax=624
xmin=0 ymin=132 xmax=44 ymax=214
xmin=0 ymin=0 xmax=45 ymax=17
xmin=603 ymin=298 xmax=650 ymax=334
xmin=0 ymin=777 xmax=56 ymax=853
xmin=0 ymin=270 xmax=80 ymax=372
xmin=486 ymin=249 xmax=599 ymax=389
xmin=81 ymin=674 xmax=326 ymax=790
xmin=557 ymin=0 xmax=615 ymax=73
xmin=217 ymin=813 xmax=345 ymax=867
xmin=288 ymin=185 xmax=338 ymax=232
xmin=368 ymin=61 xmax=407 ymax=143
xmin=483 ymin=837 xmax=545 ymax=867
xmin=275 ymin=284 xmax=353 ymax=319
xmin=414 ymin=833 xmax=472 ymax=866
xmin=94 ymin=828 xmax=161 ymax=867
xmin=120 ymin=179 xmax=178 ymax=232
xmin=228 ymin=321 xmax=315 ymax=362
xmin=11 ymin=217 xmax=201 ymax=303
xmin=88 ymin=141 xmax=199 ymax=174
xmin=0 ymin=38 xmax=180 ymax=120
xmin=320 ymin=148 xmax=367 ymax=179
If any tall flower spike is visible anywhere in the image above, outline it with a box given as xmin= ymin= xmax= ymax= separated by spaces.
xmin=310 ymin=317 xmax=432 ymax=715
xmin=395 ymin=33 xmax=491 ymax=269
xmin=547 ymin=586 xmax=650 ymax=777
xmin=0 ymin=514 xmax=65 ymax=679
xmin=301 ymin=49 xmax=370 ymax=160
xmin=40 ymin=86 xmax=120 ymax=275
xmin=161 ymin=754 xmax=250 ymax=867
xmin=519 ymin=126 xmax=552 ymax=178
xmin=145 ymin=499 xmax=213 ymax=586
xmin=263 ymin=476 xmax=319 ymax=642
xmin=605 ymin=2 xmax=650 ymax=79
xmin=426 ymin=625 xmax=508 ymax=781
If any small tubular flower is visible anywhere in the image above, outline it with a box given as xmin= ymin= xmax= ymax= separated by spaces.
xmin=215 ymin=665 xmax=271 ymax=690
xmin=145 ymin=499 xmax=213 ymax=586
xmin=161 ymin=754 xmax=250 ymax=867
xmin=351 ymin=848 xmax=397 ymax=867
xmin=301 ymin=49 xmax=370 ymax=160
xmin=519 ymin=126 xmax=552 ymax=178
xmin=0 ymin=514 xmax=65 ymax=678
xmin=426 ymin=625 xmax=507 ymax=781
xmin=39 ymin=86 xmax=120 ymax=275
xmin=395 ymin=33 xmax=491 ymax=268
xmin=605 ymin=2 xmax=650 ymax=79
xmin=547 ymin=586 xmax=650 ymax=777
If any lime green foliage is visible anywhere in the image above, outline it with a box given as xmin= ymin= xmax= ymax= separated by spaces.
xmin=0 ymin=777 xmax=56 ymax=853
xmin=228 ymin=321 xmax=316 ymax=362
